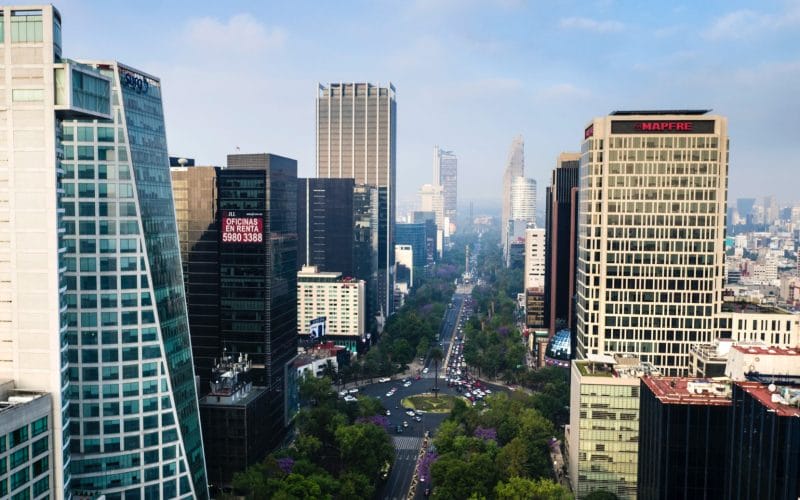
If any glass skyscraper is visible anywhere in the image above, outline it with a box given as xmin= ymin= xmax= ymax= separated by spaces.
xmin=61 ymin=62 xmax=208 ymax=499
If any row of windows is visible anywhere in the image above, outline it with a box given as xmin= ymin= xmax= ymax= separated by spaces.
xmin=62 ymin=182 xmax=136 ymax=199
xmin=62 ymin=201 xmax=138 ymax=218
xmin=63 ymin=239 xmax=140 ymax=255
xmin=63 ymin=145 xmax=127 ymax=162
xmin=65 ymin=256 xmax=142 ymax=272
xmin=68 ymin=345 xmax=161 ymax=364
xmin=74 ymin=412 xmax=176 ymax=437
xmin=70 ymin=394 xmax=170 ymax=419
xmin=63 ymin=125 xmax=119 ymax=143
xmin=63 ymin=162 xmax=131 ymax=180
xmin=609 ymin=135 xmax=720 ymax=149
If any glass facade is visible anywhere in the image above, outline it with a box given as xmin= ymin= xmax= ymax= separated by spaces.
xmin=296 ymin=178 xmax=355 ymax=276
xmin=218 ymin=154 xmax=298 ymax=448
xmin=61 ymin=62 xmax=207 ymax=499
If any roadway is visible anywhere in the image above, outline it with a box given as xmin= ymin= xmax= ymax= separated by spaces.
xmin=359 ymin=292 xmax=472 ymax=499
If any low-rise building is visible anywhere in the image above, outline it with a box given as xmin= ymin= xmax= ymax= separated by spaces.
xmin=717 ymin=300 xmax=799 ymax=346
xmin=0 ymin=381 xmax=53 ymax=499
xmin=199 ymin=355 xmax=271 ymax=492
xmin=297 ymin=266 xmax=366 ymax=353
xmin=566 ymin=355 xmax=659 ymax=499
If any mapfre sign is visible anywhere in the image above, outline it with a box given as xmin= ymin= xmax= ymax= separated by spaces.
xmin=611 ymin=120 xmax=715 ymax=134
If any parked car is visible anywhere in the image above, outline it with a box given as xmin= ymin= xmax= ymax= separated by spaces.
xmin=378 ymin=377 xmax=391 ymax=383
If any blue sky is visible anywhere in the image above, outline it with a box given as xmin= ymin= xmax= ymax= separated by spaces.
xmin=57 ymin=0 xmax=800 ymax=210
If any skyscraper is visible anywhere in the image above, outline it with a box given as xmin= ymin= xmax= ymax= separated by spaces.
xmin=316 ymin=82 xmax=396 ymax=323
xmin=433 ymin=146 xmax=457 ymax=233
xmin=218 ymin=154 xmax=298 ymax=447
xmin=524 ymin=227 xmax=545 ymax=290
xmin=62 ymin=61 xmax=208 ymax=497
xmin=510 ymin=176 xmax=537 ymax=222
xmin=0 ymin=6 xmax=114 ymax=496
xmin=501 ymin=135 xmax=525 ymax=258
xmin=576 ymin=110 xmax=729 ymax=376
xmin=544 ymin=153 xmax=580 ymax=340
xmin=297 ymin=177 xmax=355 ymax=276
xmin=171 ymin=165 xmax=220 ymax=393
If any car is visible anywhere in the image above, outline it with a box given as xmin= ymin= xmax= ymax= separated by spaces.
xmin=348 ymin=388 xmax=359 ymax=394
xmin=378 ymin=377 xmax=391 ymax=383
xmin=422 ymin=367 xmax=429 ymax=374
xmin=406 ymin=410 xmax=416 ymax=416
xmin=385 ymin=410 xmax=391 ymax=416
xmin=413 ymin=416 xmax=422 ymax=422
xmin=339 ymin=390 xmax=348 ymax=397
xmin=385 ymin=392 xmax=393 ymax=397
xmin=402 ymin=421 xmax=409 ymax=428
xmin=343 ymin=395 xmax=357 ymax=403
xmin=403 ymin=382 xmax=412 ymax=388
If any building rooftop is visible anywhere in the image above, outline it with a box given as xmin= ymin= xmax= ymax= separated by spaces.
xmin=576 ymin=354 xmax=659 ymax=378
xmin=721 ymin=301 xmax=789 ymax=315
xmin=642 ymin=377 xmax=732 ymax=406
xmin=737 ymin=381 xmax=800 ymax=417
xmin=730 ymin=345 xmax=800 ymax=357
xmin=610 ymin=109 xmax=711 ymax=116
xmin=0 ymin=381 xmax=48 ymax=415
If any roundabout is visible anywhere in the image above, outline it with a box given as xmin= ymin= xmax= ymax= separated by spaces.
xmin=401 ymin=393 xmax=459 ymax=413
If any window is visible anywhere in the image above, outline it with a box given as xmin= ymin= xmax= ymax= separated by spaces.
xmin=77 ymin=126 xmax=94 ymax=142
xmin=9 ymin=426 xmax=28 ymax=447
xmin=31 ymin=437 xmax=48 ymax=457
xmin=11 ymin=10 xmax=43 ymax=42
xmin=12 ymin=88 xmax=43 ymax=102
xmin=98 ymin=127 xmax=114 ymax=142
xmin=9 ymin=468 xmax=28 ymax=491
xmin=10 ymin=447 xmax=28 ymax=468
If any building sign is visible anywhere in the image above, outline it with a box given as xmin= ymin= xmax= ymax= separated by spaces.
xmin=611 ymin=120 xmax=715 ymax=134
xmin=121 ymin=70 xmax=150 ymax=94
xmin=221 ymin=212 xmax=264 ymax=243
xmin=309 ymin=317 xmax=327 ymax=339
xmin=584 ymin=124 xmax=594 ymax=139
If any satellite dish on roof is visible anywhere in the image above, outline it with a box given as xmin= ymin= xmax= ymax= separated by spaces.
xmin=768 ymin=383 xmax=777 ymax=393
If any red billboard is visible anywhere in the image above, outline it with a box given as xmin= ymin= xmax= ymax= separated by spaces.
xmin=221 ymin=212 xmax=264 ymax=244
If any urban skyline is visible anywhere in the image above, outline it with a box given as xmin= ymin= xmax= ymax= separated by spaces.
xmin=53 ymin=0 xmax=800 ymax=204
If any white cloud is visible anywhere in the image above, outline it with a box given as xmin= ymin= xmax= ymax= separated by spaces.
xmin=182 ymin=13 xmax=286 ymax=53
xmin=704 ymin=4 xmax=800 ymax=40
xmin=559 ymin=16 xmax=624 ymax=33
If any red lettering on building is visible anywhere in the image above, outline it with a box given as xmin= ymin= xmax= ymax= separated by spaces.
xmin=634 ymin=121 xmax=694 ymax=132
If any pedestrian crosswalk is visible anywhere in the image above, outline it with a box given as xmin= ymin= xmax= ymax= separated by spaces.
xmin=392 ymin=436 xmax=423 ymax=450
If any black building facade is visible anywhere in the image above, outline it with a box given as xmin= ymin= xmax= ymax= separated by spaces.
xmin=217 ymin=153 xmax=298 ymax=447
xmin=726 ymin=382 xmax=800 ymax=500
xmin=297 ymin=177 xmax=354 ymax=275
xmin=396 ymin=223 xmax=427 ymax=268
xmin=638 ymin=377 xmax=730 ymax=500
xmin=544 ymin=154 xmax=579 ymax=352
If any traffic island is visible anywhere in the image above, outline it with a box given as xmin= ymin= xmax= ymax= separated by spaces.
xmin=401 ymin=393 xmax=458 ymax=413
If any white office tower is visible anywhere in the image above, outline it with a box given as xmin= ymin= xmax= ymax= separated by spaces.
xmin=576 ymin=111 xmax=729 ymax=376
xmin=0 ymin=5 xmax=209 ymax=498
xmin=524 ymin=227 xmax=546 ymax=290
xmin=501 ymin=136 xmax=524 ymax=257
xmin=511 ymin=176 xmax=537 ymax=222
xmin=0 ymin=6 xmax=114 ymax=497
xmin=433 ymin=146 xmax=457 ymax=234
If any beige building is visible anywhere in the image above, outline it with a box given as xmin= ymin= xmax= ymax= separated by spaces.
xmin=297 ymin=266 xmax=365 ymax=353
xmin=524 ymin=227 xmax=545 ymax=289
xmin=717 ymin=301 xmax=799 ymax=346
xmin=576 ymin=111 xmax=729 ymax=375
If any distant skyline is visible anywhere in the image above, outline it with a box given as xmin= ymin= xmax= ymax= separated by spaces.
xmin=57 ymin=0 xmax=800 ymax=205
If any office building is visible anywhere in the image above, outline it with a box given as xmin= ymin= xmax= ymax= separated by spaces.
xmin=433 ymin=147 xmax=457 ymax=234
xmin=297 ymin=177 xmax=354 ymax=276
xmin=199 ymin=355 xmax=270 ymax=492
xmin=395 ymin=245 xmax=414 ymax=288
xmin=545 ymin=153 xmax=580 ymax=337
xmin=171 ymin=165 xmax=220 ymax=393
xmin=510 ymin=177 xmax=537 ymax=223
xmin=501 ymin=136 xmax=524 ymax=258
xmin=413 ymin=211 xmax=439 ymax=263
xmin=638 ymin=377 xmax=731 ymax=500
xmin=297 ymin=266 xmax=365 ymax=354
xmin=61 ymin=60 xmax=209 ymax=498
xmin=726 ymin=382 xmax=800 ymax=500
xmin=524 ymin=227 xmax=545 ymax=290
xmin=316 ymin=83 xmax=396 ymax=322
xmin=419 ymin=183 xmax=445 ymax=239
xmin=566 ymin=355 xmax=658 ymax=500
xmin=576 ymin=111 xmax=729 ymax=375
xmin=0 ymin=6 xmax=117 ymax=496
xmin=0 ymin=381 xmax=53 ymax=499
xmin=218 ymin=154 xmax=298 ymax=447
xmin=395 ymin=223 xmax=427 ymax=268
xmin=717 ymin=301 xmax=799 ymax=346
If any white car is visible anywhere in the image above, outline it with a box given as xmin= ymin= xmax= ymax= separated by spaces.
xmin=403 ymin=382 xmax=412 ymax=388
xmin=422 ymin=367 xmax=429 ymax=374
xmin=378 ymin=377 xmax=391 ymax=383
xmin=343 ymin=395 xmax=357 ymax=403
xmin=406 ymin=410 xmax=416 ymax=416
xmin=385 ymin=392 xmax=393 ymax=397
xmin=348 ymin=388 xmax=359 ymax=394
xmin=385 ymin=410 xmax=391 ymax=416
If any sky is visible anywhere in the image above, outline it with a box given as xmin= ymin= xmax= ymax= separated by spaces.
xmin=56 ymin=0 xmax=800 ymax=212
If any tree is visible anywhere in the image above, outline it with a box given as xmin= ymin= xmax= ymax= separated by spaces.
xmin=494 ymin=477 xmax=573 ymax=500
xmin=335 ymin=423 xmax=394 ymax=480
xmin=430 ymin=346 xmax=444 ymax=397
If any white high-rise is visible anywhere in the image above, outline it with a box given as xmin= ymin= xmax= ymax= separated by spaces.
xmin=501 ymin=136 xmax=524 ymax=257
xmin=511 ymin=176 xmax=537 ymax=222
xmin=433 ymin=146 xmax=457 ymax=234
xmin=575 ymin=110 xmax=729 ymax=376
xmin=524 ymin=227 xmax=546 ymax=290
